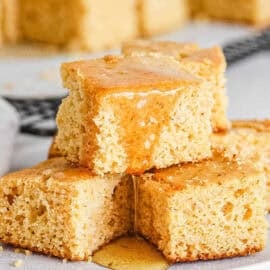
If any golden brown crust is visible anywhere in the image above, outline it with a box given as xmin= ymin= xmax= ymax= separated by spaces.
xmin=142 ymin=154 xmax=261 ymax=192
xmin=122 ymin=40 xmax=200 ymax=58
xmin=182 ymin=46 xmax=226 ymax=69
xmin=61 ymin=54 xmax=202 ymax=96
xmin=2 ymin=157 xmax=97 ymax=183
xmin=0 ymin=238 xmax=87 ymax=261
xmin=232 ymin=119 xmax=270 ymax=132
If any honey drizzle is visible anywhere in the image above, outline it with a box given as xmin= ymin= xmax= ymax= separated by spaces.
xmin=132 ymin=175 xmax=138 ymax=234
xmin=111 ymin=91 xmax=179 ymax=173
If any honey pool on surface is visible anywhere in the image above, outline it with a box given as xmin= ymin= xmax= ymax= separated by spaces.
xmin=93 ymin=236 xmax=169 ymax=270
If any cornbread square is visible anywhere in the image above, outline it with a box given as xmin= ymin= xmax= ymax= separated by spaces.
xmin=0 ymin=158 xmax=133 ymax=260
xmin=212 ymin=120 xmax=270 ymax=210
xmin=20 ymin=0 xmax=138 ymax=51
xmin=137 ymin=0 xmax=188 ymax=36
xmin=191 ymin=0 xmax=270 ymax=26
xmin=56 ymin=55 xmax=213 ymax=175
xmin=136 ymin=156 xmax=267 ymax=262
xmin=122 ymin=40 xmax=230 ymax=131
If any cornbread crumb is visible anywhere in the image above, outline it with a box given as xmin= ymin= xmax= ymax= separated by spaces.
xmin=137 ymin=155 xmax=267 ymax=262
xmin=62 ymin=258 xmax=67 ymax=263
xmin=24 ymin=250 xmax=32 ymax=256
xmin=0 ymin=158 xmax=133 ymax=260
xmin=0 ymin=245 xmax=3 ymax=252
xmin=12 ymin=259 xmax=23 ymax=267
xmin=56 ymin=54 xmax=213 ymax=174
xmin=14 ymin=248 xmax=21 ymax=253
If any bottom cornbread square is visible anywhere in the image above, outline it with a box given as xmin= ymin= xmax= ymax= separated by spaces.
xmin=0 ymin=158 xmax=133 ymax=260
xmin=136 ymin=156 xmax=267 ymax=262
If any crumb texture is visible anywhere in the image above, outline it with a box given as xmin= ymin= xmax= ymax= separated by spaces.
xmin=137 ymin=156 xmax=267 ymax=262
xmin=0 ymin=158 xmax=133 ymax=260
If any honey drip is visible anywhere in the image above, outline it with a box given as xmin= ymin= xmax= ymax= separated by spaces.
xmin=132 ymin=175 xmax=138 ymax=234
xmin=93 ymin=236 xmax=169 ymax=270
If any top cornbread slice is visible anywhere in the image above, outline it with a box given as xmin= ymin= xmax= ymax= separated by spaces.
xmin=122 ymin=40 xmax=230 ymax=131
xmin=56 ymin=55 xmax=213 ymax=175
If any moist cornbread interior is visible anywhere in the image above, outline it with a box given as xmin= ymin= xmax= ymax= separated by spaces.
xmin=0 ymin=157 xmax=133 ymax=260
xmin=56 ymin=54 xmax=213 ymax=175
xmin=122 ymin=40 xmax=229 ymax=131
xmin=137 ymin=155 xmax=267 ymax=262
xmin=212 ymin=120 xmax=270 ymax=211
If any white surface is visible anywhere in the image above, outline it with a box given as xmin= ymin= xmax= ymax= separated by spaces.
xmin=0 ymin=21 xmax=269 ymax=269
xmin=0 ymin=98 xmax=19 ymax=177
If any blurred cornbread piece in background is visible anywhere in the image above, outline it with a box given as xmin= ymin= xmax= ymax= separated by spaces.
xmin=0 ymin=158 xmax=133 ymax=260
xmin=20 ymin=0 xmax=138 ymax=51
xmin=190 ymin=0 xmax=270 ymax=26
xmin=2 ymin=0 xmax=21 ymax=43
xmin=0 ymin=0 xmax=3 ymax=46
xmin=56 ymin=55 xmax=213 ymax=175
xmin=212 ymin=120 xmax=270 ymax=210
xmin=137 ymin=0 xmax=188 ymax=36
xmin=136 ymin=155 xmax=267 ymax=262
xmin=122 ymin=40 xmax=229 ymax=131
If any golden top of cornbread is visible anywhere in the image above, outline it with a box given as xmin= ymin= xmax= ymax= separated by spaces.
xmin=143 ymin=155 xmax=261 ymax=192
xmin=123 ymin=40 xmax=200 ymax=58
xmin=182 ymin=46 xmax=226 ymax=69
xmin=1 ymin=158 xmax=96 ymax=183
xmin=122 ymin=40 xmax=225 ymax=68
xmin=232 ymin=120 xmax=270 ymax=133
xmin=61 ymin=55 xmax=201 ymax=95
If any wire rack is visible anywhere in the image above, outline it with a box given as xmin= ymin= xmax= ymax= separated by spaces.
xmin=3 ymin=28 xmax=270 ymax=136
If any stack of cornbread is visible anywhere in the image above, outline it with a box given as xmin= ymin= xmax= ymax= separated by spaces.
xmin=0 ymin=41 xmax=269 ymax=265
xmin=1 ymin=0 xmax=270 ymax=51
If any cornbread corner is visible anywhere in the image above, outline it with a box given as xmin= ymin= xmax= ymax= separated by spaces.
xmin=136 ymin=155 xmax=267 ymax=262
xmin=122 ymin=40 xmax=230 ymax=131
xmin=137 ymin=0 xmax=188 ymax=36
xmin=0 ymin=157 xmax=133 ymax=260
xmin=48 ymin=137 xmax=61 ymax=158
xmin=20 ymin=0 xmax=138 ymax=51
xmin=56 ymin=54 xmax=213 ymax=175
xmin=212 ymin=119 xmax=270 ymax=210
xmin=190 ymin=0 xmax=270 ymax=26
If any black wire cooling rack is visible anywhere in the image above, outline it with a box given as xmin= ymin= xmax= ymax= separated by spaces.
xmin=3 ymin=28 xmax=270 ymax=136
